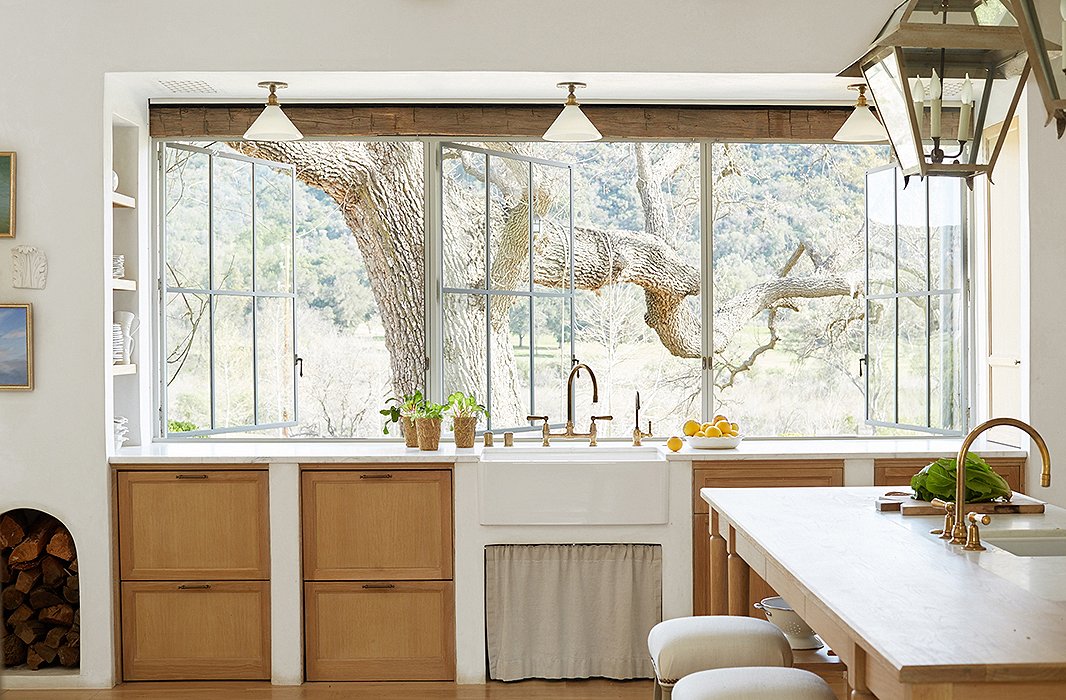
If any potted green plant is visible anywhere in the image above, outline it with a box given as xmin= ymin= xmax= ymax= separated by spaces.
xmin=380 ymin=390 xmax=424 ymax=448
xmin=414 ymin=401 xmax=447 ymax=451
xmin=447 ymin=392 xmax=488 ymax=448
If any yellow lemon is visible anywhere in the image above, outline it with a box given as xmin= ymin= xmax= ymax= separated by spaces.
xmin=706 ymin=426 xmax=723 ymax=438
xmin=666 ymin=436 xmax=684 ymax=452
xmin=702 ymin=422 xmax=715 ymax=432
xmin=726 ymin=430 xmax=738 ymax=437
xmin=715 ymin=420 xmax=731 ymax=433
xmin=713 ymin=414 xmax=728 ymax=423
xmin=730 ymin=422 xmax=740 ymax=433
xmin=695 ymin=430 xmax=706 ymax=437
xmin=682 ymin=420 xmax=701 ymax=437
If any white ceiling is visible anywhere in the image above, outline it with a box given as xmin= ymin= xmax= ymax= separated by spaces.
xmin=129 ymin=71 xmax=868 ymax=107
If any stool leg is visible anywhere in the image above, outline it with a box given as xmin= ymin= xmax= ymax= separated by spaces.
xmin=652 ymin=678 xmax=662 ymax=700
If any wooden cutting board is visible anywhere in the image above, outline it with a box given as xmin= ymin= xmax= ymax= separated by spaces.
xmin=876 ymin=492 xmax=1046 ymax=515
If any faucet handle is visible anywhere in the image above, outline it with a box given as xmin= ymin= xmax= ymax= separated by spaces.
xmin=963 ymin=512 xmax=992 ymax=551
xmin=591 ymin=415 xmax=613 ymax=422
xmin=526 ymin=415 xmax=549 ymax=425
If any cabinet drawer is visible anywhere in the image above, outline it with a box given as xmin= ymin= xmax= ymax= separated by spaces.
xmin=118 ymin=471 xmax=269 ymax=580
xmin=873 ymin=457 xmax=1025 ymax=493
xmin=305 ymin=581 xmax=455 ymax=681
xmin=121 ymin=580 xmax=270 ymax=680
xmin=302 ymin=470 xmax=452 ymax=580
xmin=693 ymin=461 xmax=844 ymax=514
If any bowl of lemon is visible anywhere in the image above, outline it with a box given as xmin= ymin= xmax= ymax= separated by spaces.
xmin=683 ymin=415 xmax=742 ymax=449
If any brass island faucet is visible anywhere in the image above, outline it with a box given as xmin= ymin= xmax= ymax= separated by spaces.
xmin=527 ymin=362 xmax=612 ymax=446
xmin=935 ymin=417 xmax=1052 ymax=549
xmin=632 ymin=391 xmax=653 ymax=446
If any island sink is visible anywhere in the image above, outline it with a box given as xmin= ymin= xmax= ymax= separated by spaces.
xmin=984 ymin=530 xmax=1066 ymax=557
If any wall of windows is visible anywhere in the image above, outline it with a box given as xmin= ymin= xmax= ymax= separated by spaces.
xmin=158 ymin=138 xmax=967 ymax=440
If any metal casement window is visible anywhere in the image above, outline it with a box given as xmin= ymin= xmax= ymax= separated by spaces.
xmin=158 ymin=142 xmax=298 ymax=437
xmin=863 ymin=164 xmax=968 ymax=435
xmin=437 ymin=142 xmax=576 ymax=432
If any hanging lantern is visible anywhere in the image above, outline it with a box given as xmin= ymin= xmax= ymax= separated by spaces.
xmin=1010 ymin=0 xmax=1066 ymax=137
xmin=839 ymin=0 xmax=1030 ymax=180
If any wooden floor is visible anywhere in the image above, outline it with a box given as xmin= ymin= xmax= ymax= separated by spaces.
xmin=0 ymin=680 xmax=654 ymax=699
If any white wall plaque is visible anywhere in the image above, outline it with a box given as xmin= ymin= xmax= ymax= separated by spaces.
xmin=12 ymin=245 xmax=47 ymax=289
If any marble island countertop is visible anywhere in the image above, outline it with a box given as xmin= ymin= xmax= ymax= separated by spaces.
xmin=702 ymin=485 xmax=1066 ymax=688
xmin=110 ymin=436 xmax=1025 ymax=464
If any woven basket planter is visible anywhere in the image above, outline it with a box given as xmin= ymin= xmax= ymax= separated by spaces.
xmin=452 ymin=416 xmax=477 ymax=448
xmin=416 ymin=417 xmax=443 ymax=451
xmin=401 ymin=416 xmax=419 ymax=448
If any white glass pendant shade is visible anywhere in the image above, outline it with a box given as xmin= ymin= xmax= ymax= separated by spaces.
xmin=543 ymin=82 xmax=602 ymax=142
xmin=834 ymin=105 xmax=888 ymax=143
xmin=244 ymin=82 xmax=303 ymax=141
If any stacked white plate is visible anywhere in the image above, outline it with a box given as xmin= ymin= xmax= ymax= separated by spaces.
xmin=112 ymin=323 xmax=127 ymax=363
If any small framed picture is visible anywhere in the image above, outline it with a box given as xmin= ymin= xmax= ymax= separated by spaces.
xmin=0 ymin=152 xmax=14 ymax=238
xmin=0 ymin=303 xmax=33 ymax=390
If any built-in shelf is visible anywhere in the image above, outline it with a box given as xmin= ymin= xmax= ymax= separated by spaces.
xmin=111 ymin=278 xmax=137 ymax=291
xmin=112 ymin=363 xmax=137 ymax=376
xmin=112 ymin=192 xmax=136 ymax=209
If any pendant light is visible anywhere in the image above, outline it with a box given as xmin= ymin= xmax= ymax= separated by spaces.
xmin=543 ymin=82 xmax=602 ymax=142
xmin=833 ymin=84 xmax=888 ymax=143
xmin=243 ymin=81 xmax=303 ymax=142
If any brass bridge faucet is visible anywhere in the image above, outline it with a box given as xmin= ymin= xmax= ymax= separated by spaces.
xmin=526 ymin=362 xmax=612 ymax=446
xmin=935 ymin=417 xmax=1052 ymax=547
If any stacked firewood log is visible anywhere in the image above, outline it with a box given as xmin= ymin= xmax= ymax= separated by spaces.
xmin=1 ymin=510 xmax=80 ymax=670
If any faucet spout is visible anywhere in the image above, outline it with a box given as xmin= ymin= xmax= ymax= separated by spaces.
xmin=566 ymin=363 xmax=599 ymax=425
xmin=950 ymin=418 xmax=1052 ymax=544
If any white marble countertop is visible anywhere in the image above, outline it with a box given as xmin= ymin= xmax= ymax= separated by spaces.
xmin=110 ymin=436 xmax=1025 ymax=464
xmin=702 ymin=485 xmax=1066 ymax=682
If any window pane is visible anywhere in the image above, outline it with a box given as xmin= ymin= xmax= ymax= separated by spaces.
xmin=533 ymin=296 xmax=570 ymax=421
xmin=531 ymin=162 xmax=572 ymax=292
xmin=867 ymin=297 xmax=897 ymax=424
xmin=164 ymin=148 xmax=210 ymax=290
xmin=165 ymin=292 xmax=210 ymax=432
xmin=442 ymin=148 xmax=487 ymax=289
xmin=867 ymin=167 xmax=896 ymax=296
xmin=254 ymin=163 xmax=294 ymax=293
xmin=442 ymin=293 xmax=487 ymax=414
xmin=488 ymin=155 xmax=530 ymax=292
xmin=213 ymin=295 xmax=255 ymax=429
xmin=212 ymin=156 xmax=253 ymax=291
xmin=256 ymin=297 xmax=294 ymax=425
xmin=714 ymin=143 xmax=884 ymax=435
xmin=929 ymin=177 xmax=964 ymax=291
xmin=896 ymin=171 xmax=928 ymax=293
xmin=897 ymin=296 xmax=928 ymax=426
xmin=492 ymin=298 xmax=531 ymax=429
xmin=930 ymin=292 xmax=964 ymax=431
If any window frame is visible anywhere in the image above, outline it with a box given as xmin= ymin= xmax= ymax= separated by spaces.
xmin=156 ymin=141 xmax=299 ymax=438
xmin=862 ymin=163 xmax=970 ymax=436
xmin=149 ymin=137 xmax=973 ymax=441
xmin=435 ymin=142 xmax=577 ymax=433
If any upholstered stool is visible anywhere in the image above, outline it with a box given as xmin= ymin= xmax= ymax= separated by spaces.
xmin=647 ymin=616 xmax=793 ymax=699
xmin=671 ymin=666 xmax=837 ymax=700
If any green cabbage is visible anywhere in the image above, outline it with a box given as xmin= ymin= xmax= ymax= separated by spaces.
xmin=910 ymin=454 xmax=1013 ymax=503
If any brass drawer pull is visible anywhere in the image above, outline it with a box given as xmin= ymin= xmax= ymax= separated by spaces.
xmin=176 ymin=474 xmax=208 ymax=480
xmin=178 ymin=583 xmax=211 ymax=590
xmin=359 ymin=473 xmax=393 ymax=479
xmin=362 ymin=583 xmax=396 ymax=589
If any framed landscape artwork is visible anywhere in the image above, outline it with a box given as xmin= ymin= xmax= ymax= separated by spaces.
xmin=0 ymin=152 xmax=13 ymax=238
xmin=0 ymin=303 xmax=33 ymax=390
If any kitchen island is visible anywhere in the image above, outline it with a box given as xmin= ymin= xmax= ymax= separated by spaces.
xmin=701 ymin=486 xmax=1066 ymax=699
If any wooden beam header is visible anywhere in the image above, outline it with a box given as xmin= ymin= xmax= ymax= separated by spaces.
xmin=149 ymin=104 xmax=852 ymax=142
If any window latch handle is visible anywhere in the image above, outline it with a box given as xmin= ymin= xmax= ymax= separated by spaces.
xmin=295 ymin=356 xmax=304 ymax=378
xmin=859 ymin=356 xmax=867 ymax=377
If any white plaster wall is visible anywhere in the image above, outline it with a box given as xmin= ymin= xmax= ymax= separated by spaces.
xmin=1022 ymin=84 xmax=1066 ymax=508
